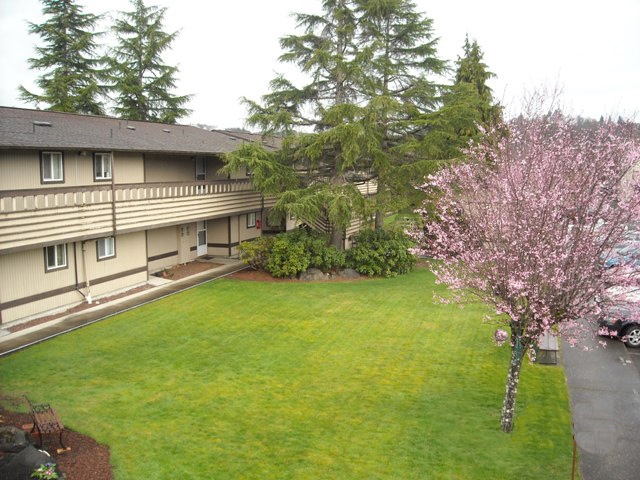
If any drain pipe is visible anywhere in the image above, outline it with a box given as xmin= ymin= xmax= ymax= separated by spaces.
xmin=81 ymin=241 xmax=93 ymax=304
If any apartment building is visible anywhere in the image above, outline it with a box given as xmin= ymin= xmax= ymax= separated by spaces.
xmin=0 ymin=107 xmax=277 ymax=324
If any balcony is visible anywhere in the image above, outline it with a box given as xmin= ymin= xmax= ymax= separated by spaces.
xmin=0 ymin=180 xmax=271 ymax=254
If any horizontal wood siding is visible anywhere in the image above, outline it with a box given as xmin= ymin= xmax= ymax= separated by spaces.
xmin=0 ymin=181 xmax=269 ymax=254
xmin=0 ymin=233 xmax=147 ymax=324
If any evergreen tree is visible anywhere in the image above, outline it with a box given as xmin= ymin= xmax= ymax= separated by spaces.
xmin=454 ymin=35 xmax=501 ymax=126
xmin=104 ymin=0 xmax=191 ymax=123
xmin=226 ymin=0 xmax=370 ymax=249
xmin=19 ymin=0 xmax=105 ymax=115
xmin=422 ymin=36 xmax=502 ymax=160
xmin=224 ymin=0 xmax=447 ymax=245
xmin=356 ymin=0 xmax=447 ymax=228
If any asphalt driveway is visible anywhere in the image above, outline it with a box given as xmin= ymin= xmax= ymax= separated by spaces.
xmin=562 ymin=336 xmax=640 ymax=479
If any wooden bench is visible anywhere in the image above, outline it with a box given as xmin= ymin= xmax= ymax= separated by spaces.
xmin=24 ymin=396 xmax=66 ymax=451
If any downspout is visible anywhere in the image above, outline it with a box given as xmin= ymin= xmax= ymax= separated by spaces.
xmin=110 ymin=151 xmax=117 ymax=236
xmin=81 ymin=241 xmax=92 ymax=304
xmin=227 ymin=217 xmax=232 ymax=257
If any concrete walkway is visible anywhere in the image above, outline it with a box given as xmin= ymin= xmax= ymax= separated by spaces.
xmin=562 ymin=336 xmax=640 ymax=480
xmin=0 ymin=259 xmax=246 ymax=357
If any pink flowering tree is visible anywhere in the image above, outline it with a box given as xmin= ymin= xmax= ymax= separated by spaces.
xmin=411 ymin=107 xmax=640 ymax=433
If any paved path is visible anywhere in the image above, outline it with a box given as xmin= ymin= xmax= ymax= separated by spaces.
xmin=562 ymin=336 xmax=640 ymax=480
xmin=0 ymin=260 xmax=246 ymax=357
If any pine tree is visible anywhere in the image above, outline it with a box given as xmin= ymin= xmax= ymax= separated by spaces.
xmin=104 ymin=0 xmax=191 ymax=123
xmin=356 ymin=0 xmax=447 ymax=229
xmin=19 ymin=0 xmax=105 ymax=115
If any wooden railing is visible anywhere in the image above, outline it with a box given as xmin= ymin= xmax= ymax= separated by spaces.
xmin=0 ymin=180 xmax=268 ymax=253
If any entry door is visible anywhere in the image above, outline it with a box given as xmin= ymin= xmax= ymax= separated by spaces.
xmin=197 ymin=221 xmax=207 ymax=256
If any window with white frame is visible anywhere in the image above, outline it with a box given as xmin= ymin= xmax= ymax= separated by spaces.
xmin=41 ymin=151 xmax=64 ymax=183
xmin=97 ymin=237 xmax=115 ymax=260
xmin=44 ymin=244 xmax=67 ymax=271
xmin=94 ymin=153 xmax=112 ymax=180
xmin=247 ymin=212 xmax=256 ymax=228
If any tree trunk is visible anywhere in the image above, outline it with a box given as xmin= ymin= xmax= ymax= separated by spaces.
xmin=330 ymin=225 xmax=345 ymax=250
xmin=375 ymin=211 xmax=385 ymax=230
xmin=500 ymin=342 xmax=525 ymax=433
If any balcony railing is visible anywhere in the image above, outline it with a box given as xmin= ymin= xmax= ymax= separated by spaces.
xmin=0 ymin=180 xmax=267 ymax=253
xmin=0 ymin=180 xmax=256 ymax=214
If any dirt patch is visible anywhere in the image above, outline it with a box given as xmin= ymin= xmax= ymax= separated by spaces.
xmin=0 ymin=404 xmax=113 ymax=480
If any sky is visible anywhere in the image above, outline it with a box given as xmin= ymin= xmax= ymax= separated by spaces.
xmin=1 ymin=0 xmax=638 ymax=128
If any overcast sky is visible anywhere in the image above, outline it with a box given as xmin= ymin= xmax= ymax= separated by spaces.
xmin=1 ymin=0 xmax=638 ymax=128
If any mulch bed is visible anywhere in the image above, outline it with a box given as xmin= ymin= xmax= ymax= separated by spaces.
xmin=0 ymin=405 xmax=113 ymax=480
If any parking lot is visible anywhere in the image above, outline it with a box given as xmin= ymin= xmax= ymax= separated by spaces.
xmin=563 ymin=335 xmax=640 ymax=480
xmin=626 ymin=345 xmax=640 ymax=374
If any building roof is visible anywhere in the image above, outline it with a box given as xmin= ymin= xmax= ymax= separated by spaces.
xmin=0 ymin=107 xmax=276 ymax=155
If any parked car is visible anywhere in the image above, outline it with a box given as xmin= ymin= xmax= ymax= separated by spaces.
xmin=598 ymin=304 xmax=640 ymax=347
xmin=604 ymin=243 xmax=640 ymax=269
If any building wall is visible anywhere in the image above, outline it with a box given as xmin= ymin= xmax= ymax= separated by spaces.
xmin=0 ymin=232 xmax=147 ymax=324
xmin=147 ymin=226 xmax=179 ymax=272
xmin=0 ymin=149 xmax=146 ymax=190
xmin=115 ymin=152 xmax=144 ymax=184
xmin=145 ymin=154 xmax=194 ymax=182
xmin=207 ymin=218 xmax=230 ymax=256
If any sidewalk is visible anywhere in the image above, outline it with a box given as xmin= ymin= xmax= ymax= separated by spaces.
xmin=562 ymin=336 xmax=640 ymax=480
xmin=0 ymin=259 xmax=246 ymax=357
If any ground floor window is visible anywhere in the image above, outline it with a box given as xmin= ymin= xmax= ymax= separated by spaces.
xmin=97 ymin=237 xmax=116 ymax=260
xmin=247 ymin=212 xmax=257 ymax=228
xmin=45 ymin=244 xmax=67 ymax=271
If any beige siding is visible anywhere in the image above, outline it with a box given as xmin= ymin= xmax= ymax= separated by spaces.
xmin=207 ymin=218 xmax=229 ymax=256
xmin=115 ymin=152 xmax=144 ymax=184
xmin=0 ymin=149 xmax=145 ymax=190
xmin=1 ymin=183 xmax=265 ymax=254
xmin=0 ymin=151 xmax=37 ymax=190
xmin=0 ymin=150 xmax=101 ymax=190
xmin=239 ymin=212 xmax=261 ymax=243
xmin=0 ymin=232 xmax=147 ymax=324
xmin=147 ymin=226 xmax=179 ymax=272
xmin=0 ymin=243 xmax=81 ymax=322
xmin=208 ymin=156 xmax=227 ymax=180
xmin=145 ymin=154 xmax=194 ymax=182
xmin=82 ymin=232 xmax=147 ymax=296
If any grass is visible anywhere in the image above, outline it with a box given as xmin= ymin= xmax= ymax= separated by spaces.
xmin=0 ymin=267 xmax=574 ymax=479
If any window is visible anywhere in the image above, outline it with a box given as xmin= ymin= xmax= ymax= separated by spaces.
xmin=45 ymin=244 xmax=67 ymax=271
xmin=97 ymin=237 xmax=115 ymax=260
xmin=41 ymin=151 xmax=64 ymax=183
xmin=247 ymin=212 xmax=256 ymax=228
xmin=94 ymin=153 xmax=112 ymax=180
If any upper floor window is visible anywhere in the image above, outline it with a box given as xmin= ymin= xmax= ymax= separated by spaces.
xmin=247 ymin=212 xmax=257 ymax=228
xmin=97 ymin=237 xmax=116 ymax=260
xmin=44 ymin=244 xmax=67 ymax=272
xmin=94 ymin=153 xmax=112 ymax=181
xmin=41 ymin=151 xmax=64 ymax=183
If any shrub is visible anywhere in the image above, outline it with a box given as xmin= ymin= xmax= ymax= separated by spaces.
xmin=347 ymin=229 xmax=416 ymax=277
xmin=238 ymin=236 xmax=274 ymax=270
xmin=265 ymin=234 xmax=311 ymax=278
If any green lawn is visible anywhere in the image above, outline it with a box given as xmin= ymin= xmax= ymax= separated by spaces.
xmin=0 ymin=268 xmax=574 ymax=479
